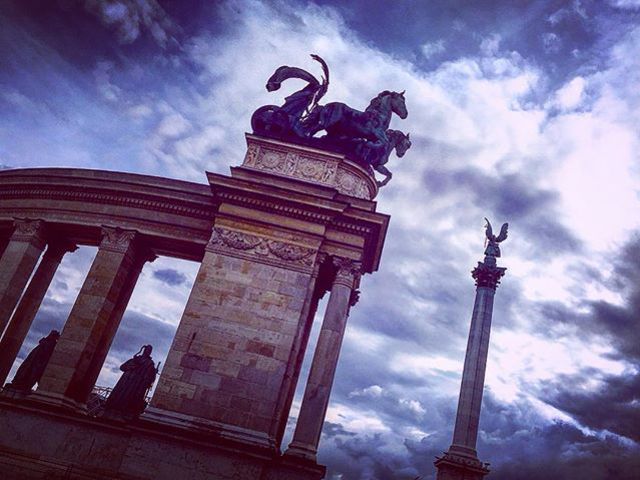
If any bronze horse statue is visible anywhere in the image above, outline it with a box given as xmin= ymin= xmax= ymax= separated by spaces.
xmin=251 ymin=54 xmax=410 ymax=187
xmin=355 ymin=129 xmax=411 ymax=187
xmin=302 ymin=90 xmax=408 ymax=145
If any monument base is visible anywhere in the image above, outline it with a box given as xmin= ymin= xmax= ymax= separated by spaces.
xmin=434 ymin=445 xmax=490 ymax=480
xmin=0 ymin=398 xmax=325 ymax=480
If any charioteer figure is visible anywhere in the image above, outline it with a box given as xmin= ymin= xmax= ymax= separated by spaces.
xmin=251 ymin=54 xmax=411 ymax=187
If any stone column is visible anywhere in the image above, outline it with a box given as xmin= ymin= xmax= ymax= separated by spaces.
xmin=285 ymin=257 xmax=361 ymax=461
xmin=0 ymin=219 xmax=46 ymax=335
xmin=34 ymin=227 xmax=153 ymax=408
xmin=0 ymin=240 xmax=77 ymax=385
xmin=435 ymin=257 xmax=506 ymax=480
xmin=272 ymin=253 xmax=328 ymax=446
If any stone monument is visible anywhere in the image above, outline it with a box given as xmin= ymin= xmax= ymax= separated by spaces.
xmin=434 ymin=219 xmax=508 ymax=480
xmin=0 ymin=55 xmax=407 ymax=479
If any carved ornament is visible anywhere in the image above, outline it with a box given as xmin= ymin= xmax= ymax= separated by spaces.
xmin=332 ymin=256 xmax=362 ymax=288
xmin=100 ymin=227 xmax=137 ymax=254
xmin=242 ymin=139 xmax=375 ymax=200
xmin=207 ymin=227 xmax=316 ymax=268
xmin=11 ymin=219 xmax=46 ymax=246
xmin=471 ymin=262 xmax=506 ymax=290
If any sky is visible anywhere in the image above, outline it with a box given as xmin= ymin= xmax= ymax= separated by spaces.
xmin=1 ymin=1 xmax=640 ymax=479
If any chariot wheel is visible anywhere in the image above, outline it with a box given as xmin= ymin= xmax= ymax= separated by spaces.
xmin=251 ymin=105 xmax=290 ymax=136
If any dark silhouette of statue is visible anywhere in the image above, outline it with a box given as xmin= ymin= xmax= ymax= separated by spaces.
xmin=251 ymin=54 xmax=411 ymax=186
xmin=484 ymin=218 xmax=508 ymax=263
xmin=103 ymin=345 xmax=157 ymax=419
xmin=7 ymin=330 xmax=59 ymax=391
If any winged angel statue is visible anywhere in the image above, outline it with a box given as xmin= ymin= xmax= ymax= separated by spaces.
xmin=251 ymin=54 xmax=411 ymax=187
xmin=484 ymin=218 xmax=508 ymax=258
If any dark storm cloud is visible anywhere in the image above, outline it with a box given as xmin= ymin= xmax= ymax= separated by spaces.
xmin=543 ymin=371 xmax=640 ymax=443
xmin=319 ymin=389 xmax=640 ymax=479
xmin=525 ymin=234 xmax=640 ymax=446
xmin=534 ymin=233 xmax=640 ymax=361
xmin=423 ymin=166 xmax=581 ymax=256
xmin=152 ymin=267 xmax=188 ymax=286
xmin=316 ymin=0 xmax=634 ymax=90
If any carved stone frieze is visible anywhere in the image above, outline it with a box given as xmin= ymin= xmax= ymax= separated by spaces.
xmin=207 ymin=227 xmax=316 ymax=268
xmin=242 ymin=136 xmax=376 ymax=199
xmin=100 ymin=227 xmax=137 ymax=254
xmin=335 ymin=170 xmax=370 ymax=199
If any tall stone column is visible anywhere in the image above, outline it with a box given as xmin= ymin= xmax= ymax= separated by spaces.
xmin=0 ymin=240 xmax=77 ymax=385
xmin=34 ymin=227 xmax=153 ymax=408
xmin=285 ymin=257 xmax=361 ymax=461
xmin=0 ymin=219 xmax=46 ymax=335
xmin=435 ymin=229 xmax=507 ymax=480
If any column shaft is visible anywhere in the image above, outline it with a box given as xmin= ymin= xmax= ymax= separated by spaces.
xmin=286 ymin=258 xmax=359 ymax=460
xmin=451 ymin=287 xmax=495 ymax=453
xmin=272 ymin=255 xmax=326 ymax=445
xmin=35 ymin=228 xmax=150 ymax=407
xmin=0 ymin=220 xmax=46 ymax=334
xmin=0 ymin=241 xmax=77 ymax=385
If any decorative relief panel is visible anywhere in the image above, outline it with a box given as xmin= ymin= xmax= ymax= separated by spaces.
xmin=207 ymin=227 xmax=315 ymax=268
xmin=336 ymin=170 xmax=370 ymax=200
xmin=242 ymin=138 xmax=376 ymax=200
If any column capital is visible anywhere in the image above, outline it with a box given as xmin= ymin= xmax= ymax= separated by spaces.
xmin=11 ymin=219 xmax=46 ymax=247
xmin=332 ymin=256 xmax=362 ymax=288
xmin=471 ymin=261 xmax=506 ymax=289
xmin=100 ymin=226 xmax=138 ymax=254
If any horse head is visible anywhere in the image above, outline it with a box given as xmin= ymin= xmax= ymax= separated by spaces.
xmin=391 ymin=91 xmax=408 ymax=119
xmin=388 ymin=130 xmax=412 ymax=157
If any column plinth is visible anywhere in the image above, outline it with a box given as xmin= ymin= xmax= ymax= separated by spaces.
xmin=285 ymin=257 xmax=361 ymax=461
xmin=0 ymin=219 xmax=47 ymax=334
xmin=33 ymin=227 xmax=154 ymax=409
xmin=0 ymin=240 xmax=77 ymax=385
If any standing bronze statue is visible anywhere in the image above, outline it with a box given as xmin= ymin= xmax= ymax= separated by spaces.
xmin=103 ymin=345 xmax=157 ymax=420
xmin=6 ymin=330 xmax=59 ymax=392
xmin=251 ymin=54 xmax=411 ymax=187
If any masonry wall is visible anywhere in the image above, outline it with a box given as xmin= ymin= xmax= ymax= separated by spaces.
xmin=152 ymin=242 xmax=317 ymax=444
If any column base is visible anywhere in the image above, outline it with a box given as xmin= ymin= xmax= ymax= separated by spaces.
xmin=142 ymin=407 xmax=278 ymax=451
xmin=0 ymin=384 xmax=30 ymax=400
xmin=434 ymin=445 xmax=490 ymax=480
xmin=284 ymin=441 xmax=318 ymax=462
xmin=28 ymin=390 xmax=86 ymax=413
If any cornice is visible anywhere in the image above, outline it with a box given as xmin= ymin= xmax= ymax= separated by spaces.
xmin=0 ymin=186 xmax=215 ymax=221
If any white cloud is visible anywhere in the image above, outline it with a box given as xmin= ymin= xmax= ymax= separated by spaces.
xmin=609 ymin=0 xmax=640 ymax=9
xmin=421 ymin=39 xmax=445 ymax=59
xmin=552 ymin=76 xmax=586 ymax=110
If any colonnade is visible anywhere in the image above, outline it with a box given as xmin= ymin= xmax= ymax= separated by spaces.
xmin=0 ymin=218 xmax=363 ymax=458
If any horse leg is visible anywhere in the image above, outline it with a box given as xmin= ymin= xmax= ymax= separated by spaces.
xmin=375 ymin=165 xmax=392 ymax=187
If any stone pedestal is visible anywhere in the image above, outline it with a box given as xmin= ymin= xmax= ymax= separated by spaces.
xmin=0 ymin=240 xmax=77 ymax=385
xmin=435 ymin=259 xmax=506 ymax=480
xmin=0 ymin=219 xmax=46 ymax=334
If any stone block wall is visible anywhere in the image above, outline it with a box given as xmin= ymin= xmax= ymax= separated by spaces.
xmin=152 ymin=235 xmax=317 ymax=444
